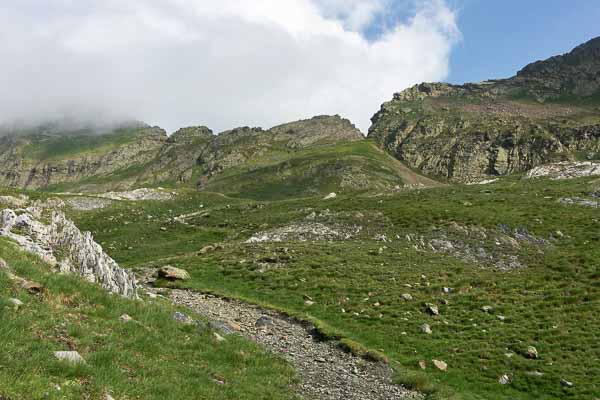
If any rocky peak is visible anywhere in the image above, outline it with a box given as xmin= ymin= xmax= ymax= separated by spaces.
xmin=168 ymin=126 xmax=213 ymax=143
xmin=138 ymin=126 xmax=169 ymax=141
xmin=269 ymin=115 xmax=363 ymax=147
xmin=514 ymin=36 xmax=600 ymax=98
xmin=393 ymin=83 xmax=465 ymax=102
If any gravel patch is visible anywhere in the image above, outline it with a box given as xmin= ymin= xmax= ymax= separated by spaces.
xmin=163 ymin=288 xmax=420 ymax=400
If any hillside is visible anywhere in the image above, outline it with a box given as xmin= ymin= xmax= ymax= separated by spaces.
xmin=368 ymin=36 xmax=600 ymax=182
xmin=0 ymin=115 xmax=437 ymax=197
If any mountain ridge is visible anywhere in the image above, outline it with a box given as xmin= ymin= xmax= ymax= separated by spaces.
xmin=368 ymin=36 xmax=600 ymax=181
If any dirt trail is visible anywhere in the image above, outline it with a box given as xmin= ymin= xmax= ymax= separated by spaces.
xmin=150 ymin=287 xmax=421 ymax=400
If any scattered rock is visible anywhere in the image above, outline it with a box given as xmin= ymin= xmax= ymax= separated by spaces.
xmin=559 ymin=197 xmax=599 ymax=208
xmin=172 ymin=311 xmax=193 ymax=324
xmin=198 ymin=245 xmax=215 ymax=255
xmin=65 ymin=197 xmax=112 ymax=211
xmin=98 ymin=188 xmax=174 ymax=201
xmin=424 ymin=303 xmax=439 ymax=316
xmin=0 ymin=258 xmax=7 ymax=269
xmin=210 ymin=321 xmax=240 ymax=335
xmin=22 ymin=281 xmax=44 ymax=294
xmin=119 ymin=314 xmax=133 ymax=322
xmin=526 ymin=162 xmax=600 ymax=180
xmin=420 ymin=324 xmax=432 ymax=334
xmin=8 ymin=298 xmax=23 ymax=308
xmin=54 ymin=351 xmax=85 ymax=364
xmin=168 ymin=288 xmax=414 ymax=400
xmin=432 ymin=359 xmax=447 ymax=371
xmin=213 ymin=332 xmax=226 ymax=342
xmin=560 ymin=378 xmax=574 ymax=388
xmin=158 ymin=266 xmax=190 ymax=281
xmin=498 ymin=374 xmax=511 ymax=385
xmin=304 ymin=300 xmax=315 ymax=306
xmin=255 ymin=316 xmax=274 ymax=329
xmin=323 ymin=193 xmax=337 ymax=200
xmin=497 ymin=315 xmax=506 ymax=321
xmin=401 ymin=293 xmax=413 ymax=301
xmin=246 ymin=222 xmax=360 ymax=243
xmin=418 ymin=360 xmax=427 ymax=370
xmin=481 ymin=305 xmax=493 ymax=313
xmin=525 ymin=346 xmax=539 ymax=359
xmin=526 ymin=371 xmax=544 ymax=377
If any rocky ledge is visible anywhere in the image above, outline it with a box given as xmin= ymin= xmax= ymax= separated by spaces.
xmin=0 ymin=204 xmax=136 ymax=297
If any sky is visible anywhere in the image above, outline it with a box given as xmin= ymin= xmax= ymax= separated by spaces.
xmin=0 ymin=1 xmax=598 ymax=134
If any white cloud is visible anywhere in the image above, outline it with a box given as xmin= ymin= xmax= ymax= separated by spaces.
xmin=0 ymin=0 xmax=460 ymax=133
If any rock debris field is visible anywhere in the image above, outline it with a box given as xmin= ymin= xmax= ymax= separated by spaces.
xmin=160 ymin=288 xmax=421 ymax=400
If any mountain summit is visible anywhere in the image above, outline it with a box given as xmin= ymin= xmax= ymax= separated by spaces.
xmin=368 ymin=37 xmax=600 ymax=181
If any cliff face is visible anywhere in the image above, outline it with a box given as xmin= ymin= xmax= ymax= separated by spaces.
xmin=368 ymin=37 xmax=600 ymax=182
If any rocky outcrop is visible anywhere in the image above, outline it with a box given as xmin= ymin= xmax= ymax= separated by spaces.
xmin=368 ymin=37 xmax=600 ymax=181
xmin=526 ymin=161 xmax=600 ymax=180
xmin=0 ymin=207 xmax=136 ymax=297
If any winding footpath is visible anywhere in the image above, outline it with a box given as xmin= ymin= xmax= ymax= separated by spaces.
xmin=150 ymin=287 xmax=421 ymax=400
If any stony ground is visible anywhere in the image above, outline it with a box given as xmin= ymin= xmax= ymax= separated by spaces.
xmin=154 ymin=287 xmax=421 ymax=400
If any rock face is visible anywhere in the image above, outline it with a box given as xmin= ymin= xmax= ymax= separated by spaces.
xmin=0 ymin=207 xmax=137 ymax=297
xmin=525 ymin=161 xmax=600 ymax=180
xmin=368 ymin=37 xmax=600 ymax=182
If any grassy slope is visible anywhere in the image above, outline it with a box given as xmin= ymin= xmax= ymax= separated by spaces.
xmin=64 ymin=175 xmax=600 ymax=400
xmin=0 ymin=238 xmax=297 ymax=400
xmin=202 ymin=140 xmax=439 ymax=200
xmin=16 ymin=127 xmax=145 ymax=161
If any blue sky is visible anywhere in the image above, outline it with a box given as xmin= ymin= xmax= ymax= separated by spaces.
xmin=447 ymin=0 xmax=600 ymax=83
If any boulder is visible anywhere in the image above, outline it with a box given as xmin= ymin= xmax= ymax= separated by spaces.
xmin=560 ymin=378 xmax=574 ymax=388
xmin=498 ymin=374 xmax=511 ymax=385
xmin=213 ymin=332 xmax=226 ymax=342
xmin=158 ymin=266 xmax=190 ymax=281
xmin=323 ymin=193 xmax=337 ymax=200
xmin=8 ymin=298 xmax=23 ymax=308
xmin=22 ymin=281 xmax=44 ymax=294
xmin=432 ymin=359 xmax=447 ymax=371
xmin=119 ymin=314 xmax=133 ymax=322
xmin=401 ymin=293 xmax=413 ymax=301
xmin=425 ymin=303 xmax=439 ymax=316
xmin=198 ymin=245 xmax=215 ymax=255
xmin=525 ymin=346 xmax=538 ymax=359
xmin=0 ymin=258 xmax=7 ymax=269
xmin=172 ymin=311 xmax=194 ymax=324
xmin=54 ymin=351 xmax=85 ymax=364
xmin=255 ymin=316 xmax=274 ymax=329
xmin=420 ymin=323 xmax=432 ymax=334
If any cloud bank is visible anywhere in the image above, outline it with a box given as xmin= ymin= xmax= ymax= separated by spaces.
xmin=0 ymin=0 xmax=459 ymax=133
